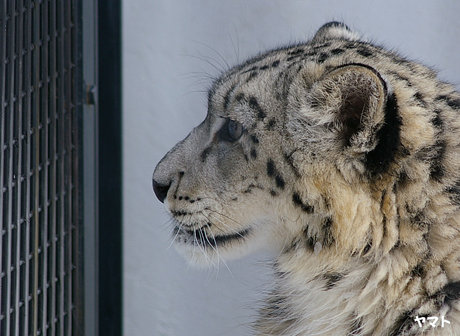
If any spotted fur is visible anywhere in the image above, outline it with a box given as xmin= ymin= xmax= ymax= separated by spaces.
xmin=153 ymin=22 xmax=460 ymax=335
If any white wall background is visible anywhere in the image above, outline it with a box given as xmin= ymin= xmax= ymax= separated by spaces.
xmin=123 ymin=1 xmax=460 ymax=335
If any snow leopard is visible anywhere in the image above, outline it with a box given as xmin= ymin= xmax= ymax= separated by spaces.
xmin=152 ymin=22 xmax=460 ymax=335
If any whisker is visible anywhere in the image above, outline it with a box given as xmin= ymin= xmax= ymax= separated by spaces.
xmin=167 ymin=220 xmax=185 ymax=251
xmin=191 ymin=40 xmax=231 ymax=71
xmin=203 ymin=223 xmax=234 ymax=277
xmin=229 ymin=24 xmax=240 ymax=64
xmin=205 ymin=207 xmax=243 ymax=225
xmin=197 ymin=228 xmax=218 ymax=268
xmin=183 ymin=51 xmax=226 ymax=76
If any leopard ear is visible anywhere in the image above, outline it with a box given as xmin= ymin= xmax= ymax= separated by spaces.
xmin=303 ymin=63 xmax=400 ymax=172
xmin=312 ymin=22 xmax=360 ymax=43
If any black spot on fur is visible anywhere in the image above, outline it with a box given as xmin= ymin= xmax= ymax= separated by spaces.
xmin=393 ymin=56 xmax=411 ymax=67
xmin=246 ymin=71 xmax=258 ymax=82
xmin=443 ymin=281 xmax=460 ymax=303
xmin=397 ymin=170 xmax=409 ymax=187
xmin=283 ymin=152 xmax=301 ymax=178
xmin=292 ymin=192 xmax=314 ymax=213
xmin=317 ymin=52 xmax=329 ymax=63
xmin=392 ymin=238 xmax=401 ymax=251
xmin=430 ymin=140 xmax=447 ymax=182
xmin=322 ymin=217 xmax=334 ymax=247
xmin=283 ymin=239 xmax=299 ymax=253
xmin=413 ymin=92 xmax=427 ymax=108
xmin=171 ymin=210 xmax=192 ymax=216
xmin=410 ymin=211 xmax=430 ymax=229
xmin=309 ymin=98 xmax=320 ymax=109
xmin=313 ymin=42 xmax=332 ymax=50
xmin=304 ymin=234 xmax=315 ymax=252
xmin=382 ymin=213 xmax=388 ymax=239
xmin=264 ymin=293 xmax=291 ymax=319
xmin=249 ymin=96 xmax=266 ymax=119
xmin=223 ymin=83 xmax=237 ymax=110
xmin=235 ymin=92 xmax=245 ymax=102
xmin=447 ymin=180 xmax=460 ymax=204
xmin=266 ymin=118 xmax=276 ymax=130
xmin=390 ymin=310 xmax=416 ymax=336
xmin=388 ymin=71 xmax=413 ymax=87
xmin=363 ymin=241 xmax=372 ymax=255
xmin=436 ymin=95 xmax=460 ymax=110
xmin=200 ymin=146 xmax=212 ymax=162
xmin=250 ymin=135 xmax=259 ymax=144
xmin=274 ymin=62 xmax=300 ymax=101
xmin=447 ymin=97 xmax=460 ymax=109
xmin=250 ymin=148 xmax=257 ymax=159
xmin=331 ymin=48 xmax=345 ymax=55
xmin=324 ymin=273 xmax=344 ymax=290
xmin=357 ymin=47 xmax=373 ymax=57
xmin=267 ymin=159 xmax=276 ymax=177
xmin=303 ymin=51 xmax=316 ymax=58
xmin=270 ymin=190 xmax=277 ymax=196
xmin=266 ymin=159 xmax=285 ymax=189
xmin=345 ymin=41 xmax=358 ymax=49
xmin=287 ymin=55 xmax=302 ymax=62
xmin=259 ymin=65 xmax=269 ymax=70
xmin=288 ymin=48 xmax=304 ymax=56
xmin=275 ymin=175 xmax=285 ymax=189
xmin=365 ymin=92 xmax=401 ymax=176
xmin=242 ymin=66 xmax=258 ymax=74
xmin=414 ymin=282 xmax=460 ymax=315
xmin=431 ymin=289 xmax=447 ymax=309
xmin=411 ymin=264 xmax=426 ymax=278
xmin=432 ymin=110 xmax=443 ymax=129
xmin=271 ymin=60 xmax=280 ymax=67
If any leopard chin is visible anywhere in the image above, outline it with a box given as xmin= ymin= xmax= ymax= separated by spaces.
xmin=173 ymin=223 xmax=273 ymax=268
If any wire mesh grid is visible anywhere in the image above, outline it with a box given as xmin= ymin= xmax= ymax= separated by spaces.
xmin=0 ymin=0 xmax=82 ymax=335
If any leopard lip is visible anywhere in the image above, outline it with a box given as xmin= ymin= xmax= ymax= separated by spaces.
xmin=173 ymin=225 xmax=251 ymax=246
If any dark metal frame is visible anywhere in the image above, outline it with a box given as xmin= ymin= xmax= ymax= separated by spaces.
xmin=0 ymin=0 xmax=85 ymax=335
xmin=0 ymin=0 xmax=122 ymax=334
xmin=97 ymin=0 xmax=123 ymax=335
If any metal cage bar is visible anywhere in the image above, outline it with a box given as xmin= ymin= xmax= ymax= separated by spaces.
xmin=0 ymin=0 xmax=84 ymax=335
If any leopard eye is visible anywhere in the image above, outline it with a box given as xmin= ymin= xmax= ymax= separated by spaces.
xmin=218 ymin=119 xmax=245 ymax=142
xmin=228 ymin=120 xmax=244 ymax=140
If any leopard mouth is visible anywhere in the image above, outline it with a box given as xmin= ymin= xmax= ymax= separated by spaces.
xmin=173 ymin=224 xmax=251 ymax=247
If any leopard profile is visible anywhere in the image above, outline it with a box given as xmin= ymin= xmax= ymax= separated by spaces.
xmin=152 ymin=22 xmax=460 ymax=335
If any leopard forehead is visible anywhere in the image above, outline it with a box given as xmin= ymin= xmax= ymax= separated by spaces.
xmin=207 ymin=37 xmax=398 ymax=124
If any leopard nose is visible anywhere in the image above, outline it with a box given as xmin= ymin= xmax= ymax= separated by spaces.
xmin=152 ymin=179 xmax=170 ymax=203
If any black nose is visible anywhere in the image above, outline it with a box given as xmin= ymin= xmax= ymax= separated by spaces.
xmin=152 ymin=179 xmax=170 ymax=203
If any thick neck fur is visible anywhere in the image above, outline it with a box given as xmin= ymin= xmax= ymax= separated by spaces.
xmin=256 ymin=173 xmax=460 ymax=336
xmin=258 ymin=240 xmax=460 ymax=336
